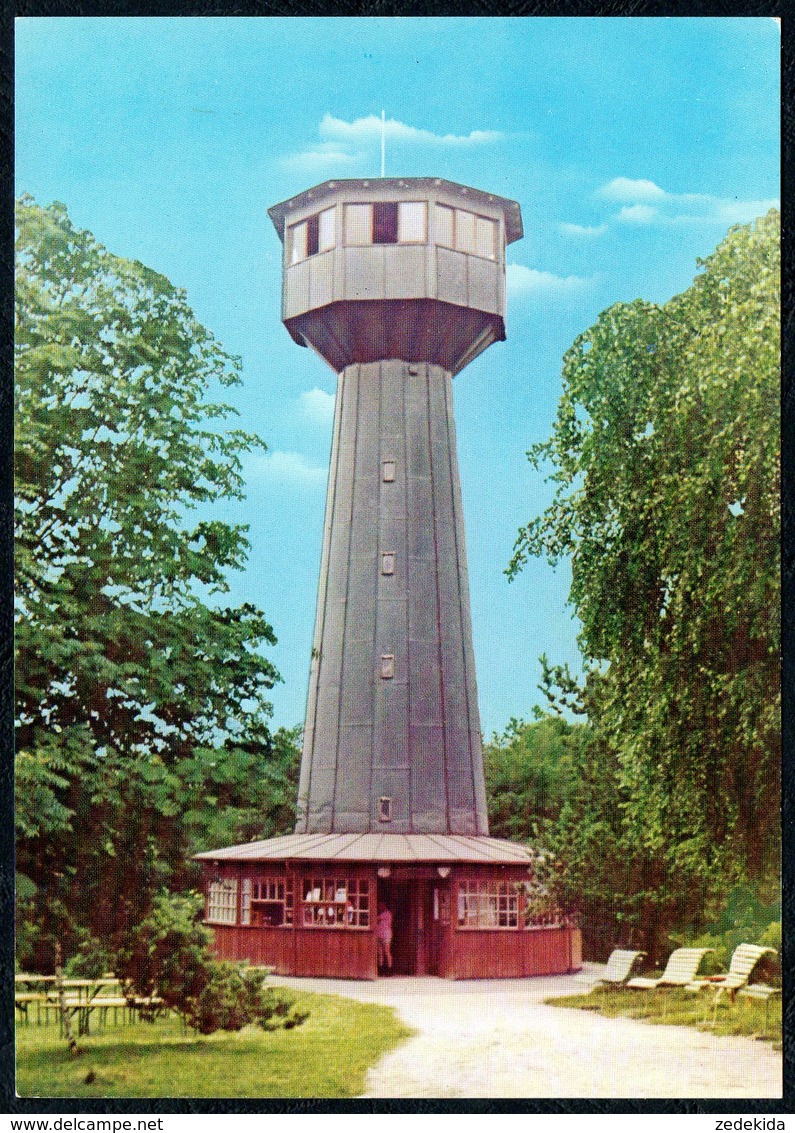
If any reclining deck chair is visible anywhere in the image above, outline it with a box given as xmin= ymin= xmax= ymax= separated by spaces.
xmin=626 ymin=947 xmax=713 ymax=990
xmin=574 ymin=949 xmax=646 ymax=987
xmin=686 ymin=943 xmax=777 ymax=1001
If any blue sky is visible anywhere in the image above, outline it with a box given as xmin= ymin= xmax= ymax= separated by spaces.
xmin=15 ymin=17 xmax=780 ymax=737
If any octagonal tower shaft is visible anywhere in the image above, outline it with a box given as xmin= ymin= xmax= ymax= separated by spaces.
xmin=299 ymin=358 xmax=487 ymax=834
xmin=268 ymin=178 xmax=523 ymax=836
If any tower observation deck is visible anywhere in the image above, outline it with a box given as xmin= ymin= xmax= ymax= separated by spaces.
xmin=267 ymin=178 xmax=523 ymax=836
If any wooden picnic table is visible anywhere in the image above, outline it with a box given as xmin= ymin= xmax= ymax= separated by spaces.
xmin=15 ymin=975 xmax=59 ymax=1024
xmin=56 ymin=978 xmax=125 ymax=1034
xmin=15 ymin=973 xmax=164 ymax=1033
xmin=58 ymin=977 xmax=121 ymax=1001
xmin=16 ymin=975 xmax=127 ymax=1032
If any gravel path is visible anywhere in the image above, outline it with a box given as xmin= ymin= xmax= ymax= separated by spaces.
xmin=272 ymin=967 xmax=782 ymax=1098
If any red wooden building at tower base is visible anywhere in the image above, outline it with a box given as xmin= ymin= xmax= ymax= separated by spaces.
xmin=195 ymin=833 xmax=581 ymax=980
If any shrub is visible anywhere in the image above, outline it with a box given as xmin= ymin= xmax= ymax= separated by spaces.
xmin=187 ymin=965 xmax=303 ymax=1035
xmin=758 ymin=920 xmax=781 ymax=952
xmin=666 ymin=887 xmax=782 ymax=981
xmin=114 ymin=891 xmax=214 ymax=1020
xmin=114 ymin=890 xmax=309 ymax=1035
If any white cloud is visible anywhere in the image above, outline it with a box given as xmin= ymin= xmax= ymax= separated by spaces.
xmin=598 ymin=178 xmax=667 ymax=203
xmin=280 ymin=142 xmax=362 ymax=175
xmin=319 ymin=113 xmax=503 ymax=147
xmin=246 ymin=450 xmax=327 ymax=487
xmin=506 ymin=264 xmax=592 ymax=298
xmin=298 ymin=387 xmax=336 ymax=426
xmin=597 ymin=176 xmax=778 ymax=229
xmin=559 ymin=221 xmax=608 ymax=238
xmin=280 ymin=113 xmax=503 ymax=174
xmin=617 ymin=204 xmax=659 ymax=224
xmin=703 ymin=198 xmax=780 ymax=226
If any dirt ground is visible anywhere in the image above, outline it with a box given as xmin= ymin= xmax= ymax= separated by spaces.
xmin=272 ymin=966 xmax=782 ymax=1099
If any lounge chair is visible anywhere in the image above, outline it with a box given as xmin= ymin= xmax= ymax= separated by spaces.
xmin=686 ymin=943 xmax=777 ymax=1001
xmin=626 ymin=947 xmax=714 ymax=989
xmin=574 ymin=949 xmax=646 ymax=987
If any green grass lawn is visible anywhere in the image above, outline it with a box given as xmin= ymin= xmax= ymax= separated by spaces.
xmin=16 ymin=990 xmax=413 ymax=1099
xmin=546 ymin=986 xmax=782 ymax=1050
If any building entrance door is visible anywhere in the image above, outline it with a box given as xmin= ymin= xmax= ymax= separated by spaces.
xmin=376 ymin=879 xmax=440 ymax=976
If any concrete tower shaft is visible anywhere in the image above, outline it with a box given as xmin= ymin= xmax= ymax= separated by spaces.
xmin=268 ymin=178 xmax=523 ymax=836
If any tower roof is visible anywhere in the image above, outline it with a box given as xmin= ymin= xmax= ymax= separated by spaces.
xmin=268 ymin=177 xmax=524 ymax=245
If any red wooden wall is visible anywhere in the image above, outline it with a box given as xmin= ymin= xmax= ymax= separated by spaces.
xmin=202 ymin=860 xmax=580 ymax=980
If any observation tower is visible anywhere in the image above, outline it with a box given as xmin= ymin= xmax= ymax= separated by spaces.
xmin=197 ymin=178 xmax=581 ymax=978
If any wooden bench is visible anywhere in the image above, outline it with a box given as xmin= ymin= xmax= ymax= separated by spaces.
xmin=738 ymin=982 xmax=780 ymax=1002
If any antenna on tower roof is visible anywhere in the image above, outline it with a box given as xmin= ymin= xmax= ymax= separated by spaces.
xmin=380 ymin=110 xmax=386 ymax=178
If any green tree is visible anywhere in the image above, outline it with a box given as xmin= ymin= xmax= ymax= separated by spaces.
xmin=15 ymin=198 xmax=287 ymax=965
xmin=509 ymin=213 xmax=780 ymax=952
xmin=483 ymin=714 xmax=582 ymax=843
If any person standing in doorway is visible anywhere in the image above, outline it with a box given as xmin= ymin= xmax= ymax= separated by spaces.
xmin=377 ymin=902 xmax=393 ymax=972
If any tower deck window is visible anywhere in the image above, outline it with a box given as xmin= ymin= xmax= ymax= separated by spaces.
xmin=306 ymin=214 xmax=319 ymax=257
xmin=345 ymin=203 xmax=372 ymax=246
xmin=398 ymin=201 xmax=427 ymax=243
xmin=288 ymin=206 xmax=335 ymax=263
xmin=434 ymin=204 xmax=497 ymax=260
xmin=318 ymin=207 xmax=336 ymax=252
xmin=344 ymin=201 xmax=428 ymax=247
xmin=373 ymin=201 xmax=399 ymax=244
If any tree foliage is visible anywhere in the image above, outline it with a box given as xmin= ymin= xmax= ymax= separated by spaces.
xmin=15 ymin=198 xmax=295 ymax=964
xmin=509 ymin=213 xmax=780 ymax=952
xmin=483 ymin=714 xmax=582 ymax=843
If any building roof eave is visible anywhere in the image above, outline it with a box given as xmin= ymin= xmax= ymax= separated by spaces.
xmin=194 ymin=832 xmax=534 ymax=865
xmin=267 ymin=177 xmax=524 ymax=245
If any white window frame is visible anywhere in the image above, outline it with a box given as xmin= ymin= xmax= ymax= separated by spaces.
xmin=344 ymin=201 xmax=430 ymax=247
xmin=344 ymin=203 xmax=373 ymax=246
xmin=207 ymin=878 xmax=238 ymax=925
xmin=288 ymin=206 xmax=337 ymax=264
xmin=288 ymin=220 xmax=308 ymax=265
xmin=397 ymin=201 xmax=427 ymax=244
xmin=456 ymin=880 xmax=518 ymax=930
xmin=318 ymin=206 xmax=336 ymax=253
xmin=434 ymin=204 xmax=498 ymax=261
